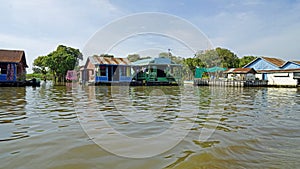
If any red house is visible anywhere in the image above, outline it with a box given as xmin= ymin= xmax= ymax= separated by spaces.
xmin=0 ymin=49 xmax=28 ymax=82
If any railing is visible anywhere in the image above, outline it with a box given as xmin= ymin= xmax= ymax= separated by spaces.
xmin=194 ymin=79 xmax=268 ymax=87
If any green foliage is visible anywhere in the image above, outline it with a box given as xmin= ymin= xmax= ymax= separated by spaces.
xmin=215 ymin=47 xmax=240 ymax=68
xmin=26 ymin=73 xmax=53 ymax=80
xmin=33 ymin=55 xmax=47 ymax=74
xmin=195 ymin=48 xmax=257 ymax=69
xmin=196 ymin=49 xmax=220 ymax=67
xmin=33 ymin=45 xmax=82 ymax=82
xmin=239 ymin=56 xmax=257 ymax=67
xmin=99 ymin=54 xmax=114 ymax=58
xmin=181 ymin=57 xmax=206 ymax=80
xmin=195 ymin=48 xmax=239 ymax=68
xmin=183 ymin=58 xmax=205 ymax=73
xmin=159 ymin=52 xmax=170 ymax=58
xmin=158 ymin=52 xmax=183 ymax=64
xmin=127 ymin=54 xmax=141 ymax=62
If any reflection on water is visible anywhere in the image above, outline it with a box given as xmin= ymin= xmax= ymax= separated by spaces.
xmin=0 ymin=87 xmax=27 ymax=141
xmin=0 ymin=83 xmax=299 ymax=168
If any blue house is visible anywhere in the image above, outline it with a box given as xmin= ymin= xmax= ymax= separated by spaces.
xmin=0 ymin=50 xmax=28 ymax=83
xmin=243 ymin=57 xmax=285 ymax=70
xmin=243 ymin=56 xmax=300 ymax=82
xmin=131 ymin=57 xmax=182 ymax=85
xmin=281 ymin=61 xmax=300 ymax=69
xmin=81 ymin=55 xmax=131 ymax=85
xmin=244 ymin=57 xmax=300 ymax=70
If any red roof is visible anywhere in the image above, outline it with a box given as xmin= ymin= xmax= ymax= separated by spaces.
xmin=0 ymin=49 xmax=28 ymax=67
xmin=91 ymin=56 xmax=130 ymax=65
xmin=257 ymin=68 xmax=300 ymax=73
xmin=261 ymin=57 xmax=286 ymax=67
xmin=292 ymin=61 xmax=300 ymax=65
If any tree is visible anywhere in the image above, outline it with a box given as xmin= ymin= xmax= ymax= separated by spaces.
xmin=100 ymin=54 xmax=114 ymax=58
xmin=182 ymin=57 xmax=206 ymax=80
xmin=196 ymin=49 xmax=221 ymax=67
xmin=216 ymin=47 xmax=239 ymax=68
xmin=127 ymin=54 xmax=141 ymax=62
xmin=158 ymin=52 xmax=183 ymax=64
xmin=239 ymin=56 xmax=257 ymax=67
xmin=33 ymin=55 xmax=47 ymax=75
xmin=33 ymin=45 xmax=82 ymax=83
xmin=195 ymin=48 xmax=239 ymax=68
xmin=159 ymin=52 xmax=170 ymax=58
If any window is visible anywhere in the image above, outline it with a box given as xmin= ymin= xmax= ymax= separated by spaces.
xmin=126 ymin=67 xmax=131 ymax=77
xmin=0 ymin=64 xmax=7 ymax=74
xmin=100 ymin=66 xmax=106 ymax=76
xmin=120 ymin=66 xmax=130 ymax=77
xmin=294 ymin=72 xmax=300 ymax=78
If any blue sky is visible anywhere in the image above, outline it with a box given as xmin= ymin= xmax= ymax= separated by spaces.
xmin=1 ymin=0 xmax=300 ymax=72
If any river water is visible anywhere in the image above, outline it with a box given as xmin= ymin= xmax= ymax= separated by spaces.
xmin=0 ymin=83 xmax=299 ymax=169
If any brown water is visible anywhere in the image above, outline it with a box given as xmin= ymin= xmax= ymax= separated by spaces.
xmin=0 ymin=83 xmax=299 ymax=169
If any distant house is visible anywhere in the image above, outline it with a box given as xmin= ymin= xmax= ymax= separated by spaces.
xmin=243 ymin=57 xmax=286 ymax=70
xmin=131 ymin=57 xmax=182 ymax=85
xmin=281 ymin=61 xmax=300 ymax=69
xmin=66 ymin=70 xmax=78 ymax=81
xmin=81 ymin=56 xmax=131 ymax=84
xmin=244 ymin=56 xmax=300 ymax=70
xmin=256 ymin=69 xmax=300 ymax=87
xmin=243 ymin=56 xmax=300 ymax=86
xmin=0 ymin=49 xmax=28 ymax=82
xmin=225 ymin=68 xmax=257 ymax=81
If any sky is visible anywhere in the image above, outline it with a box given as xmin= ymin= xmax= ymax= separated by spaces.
xmin=1 ymin=0 xmax=300 ymax=72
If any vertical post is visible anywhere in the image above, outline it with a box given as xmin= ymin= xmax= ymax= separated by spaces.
xmin=13 ymin=64 xmax=17 ymax=81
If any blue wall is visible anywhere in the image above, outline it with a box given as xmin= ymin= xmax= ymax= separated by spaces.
xmin=95 ymin=65 xmax=131 ymax=83
xmin=244 ymin=58 xmax=280 ymax=70
xmin=95 ymin=76 xmax=108 ymax=82
xmin=282 ymin=62 xmax=300 ymax=69
xmin=0 ymin=63 xmax=17 ymax=82
xmin=119 ymin=76 xmax=131 ymax=82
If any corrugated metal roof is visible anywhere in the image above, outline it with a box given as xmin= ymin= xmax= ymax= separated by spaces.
xmin=132 ymin=58 xmax=154 ymax=65
xmin=257 ymin=68 xmax=300 ymax=73
xmin=132 ymin=57 xmax=178 ymax=65
xmin=261 ymin=57 xmax=286 ymax=67
xmin=0 ymin=49 xmax=25 ymax=63
xmin=292 ymin=61 xmax=300 ymax=65
xmin=89 ymin=56 xmax=131 ymax=65
xmin=225 ymin=68 xmax=256 ymax=74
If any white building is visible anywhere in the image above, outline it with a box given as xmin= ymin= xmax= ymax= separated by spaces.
xmin=244 ymin=57 xmax=300 ymax=87
xmin=256 ymin=69 xmax=300 ymax=87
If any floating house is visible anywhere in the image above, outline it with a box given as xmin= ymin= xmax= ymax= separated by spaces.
xmin=243 ymin=56 xmax=300 ymax=86
xmin=81 ymin=56 xmax=131 ymax=85
xmin=243 ymin=57 xmax=286 ymax=70
xmin=0 ymin=49 xmax=28 ymax=85
xmin=66 ymin=70 xmax=78 ymax=81
xmin=256 ymin=69 xmax=300 ymax=87
xmin=225 ymin=68 xmax=256 ymax=81
xmin=131 ymin=57 xmax=182 ymax=86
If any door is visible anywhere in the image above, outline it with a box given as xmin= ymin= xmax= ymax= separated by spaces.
xmin=112 ymin=65 xmax=119 ymax=81
xmin=263 ymin=73 xmax=268 ymax=80
xmin=108 ymin=66 xmax=112 ymax=81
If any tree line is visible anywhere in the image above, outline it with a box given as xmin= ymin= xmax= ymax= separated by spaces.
xmin=128 ymin=47 xmax=256 ymax=77
xmin=32 ymin=45 xmax=256 ymax=82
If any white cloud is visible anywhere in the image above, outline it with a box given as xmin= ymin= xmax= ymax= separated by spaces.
xmin=0 ymin=0 xmax=125 ymax=73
